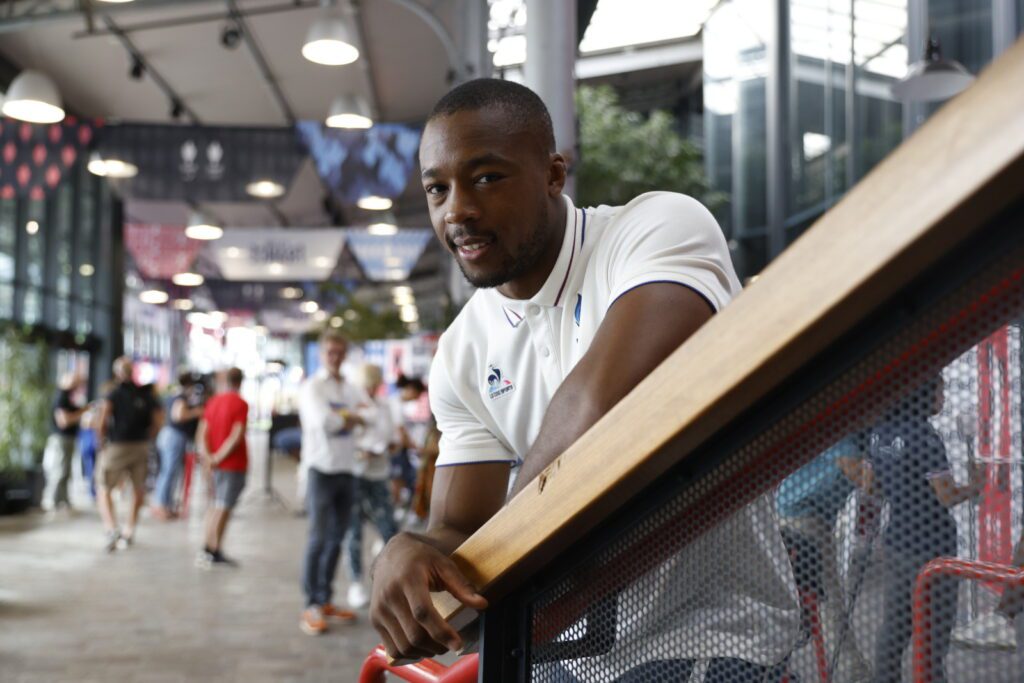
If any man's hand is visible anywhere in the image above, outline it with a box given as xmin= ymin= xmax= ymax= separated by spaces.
xmin=370 ymin=532 xmax=487 ymax=660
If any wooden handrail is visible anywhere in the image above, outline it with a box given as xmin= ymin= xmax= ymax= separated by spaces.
xmin=419 ymin=37 xmax=1024 ymax=647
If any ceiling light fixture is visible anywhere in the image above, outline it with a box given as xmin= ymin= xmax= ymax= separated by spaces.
xmin=173 ymin=299 xmax=194 ymax=311
xmin=245 ymin=179 xmax=285 ymax=198
xmin=367 ymin=222 xmax=398 ymax=236
xmin=139 ymin=289 xmax=169 ymax=305
xmin=314 ymin=256 xmax=333 ymax=268
xmin=79 ymin=263 xmax=95 ymax=277
xmin=172 ymin=272 xmax=204 ymax=287
xmin=280 ymin=287 xmax=304 ymax=299
xmin=892 ymin=37 xmax=975 ymax=102
xmin=268 ymin=263 xmax=285 ymax=275
xmin=185 ymin=211 xmax=223 ymax=240
xmin=2 ymin=70 xmax=65 ymax=124
xmin=300 ymin=301 xmax=319 ymax=313
xmin=302 ymin=15 xmax=359 ymax=66
xmin=87 ymin=152 xmax=138 ymax=179
xmin=129 ymin=55 xmax=145 ymax=80
xmin=357 ymin=195 xmax=393 ymax=211
xmin=326 ymin=94 xmax=373 ymax=128
xmin=313 ymin=310 xmax=329 ymax=322
xmin=330 ymin=317 xmax=343 ymax=328
xmin=25 ymin=220 xmax=39 ymax=235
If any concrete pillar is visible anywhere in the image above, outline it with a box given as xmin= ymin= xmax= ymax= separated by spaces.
xmin=525 ymin=0 xmax=577 ymax=199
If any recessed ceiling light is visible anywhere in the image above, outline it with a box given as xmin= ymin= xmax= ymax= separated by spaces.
xmin=173 ymin=299 xmax=194 ymax=311
xmin=357 ymin=195 xmax=392 ymax=211
xmin=368 ymin=222 xmax=398 ymax=236
xmin=171 ymin=272 xmax=204 ymax=286
xmin=25 ymin=220 xmax=39 ymax=235
xmin=79 ymin=263 xmax=95 ymax=277
xmin=139 ymin=289 xmax=169 ymax=305
xmin=268 ymin=263 xmax=284 ymax=275
xmin=245 ymin=179 xmax=285 ymax=198
xmin=300 ymin=301 xmax=319 ymax=313
xmin=280 ymin=287 xmax=303 ymax=299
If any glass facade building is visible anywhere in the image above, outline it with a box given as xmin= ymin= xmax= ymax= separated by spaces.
xmin=705 ymin=0 xmax=1023 ymax=280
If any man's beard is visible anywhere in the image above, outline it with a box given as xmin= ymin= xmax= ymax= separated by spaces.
xmin=456 ymin=211 xmax=551 ymax=290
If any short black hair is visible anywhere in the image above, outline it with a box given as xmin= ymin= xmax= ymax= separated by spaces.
xmin=427 ymin=78 xmax=556 ymax=154
xmin=396 ymin=374 xmax=426 ymax=393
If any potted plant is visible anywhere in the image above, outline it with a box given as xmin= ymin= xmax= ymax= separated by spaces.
xmin=0 ymin=326 xmax=51 ymax=514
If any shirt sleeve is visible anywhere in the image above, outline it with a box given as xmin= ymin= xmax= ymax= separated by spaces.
xmin=601 ymin=193 xmax=739 ymax=312
xmin=232 ymin=398 xmax=249 ymax=427
xmin=430 ymin=350 xmax=516 ymax=467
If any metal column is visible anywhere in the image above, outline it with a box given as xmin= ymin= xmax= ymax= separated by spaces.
xmin=766 ymin=0 xmax=791 ymax=259
xmin=525 ymin=0 xmax=577 ymax=199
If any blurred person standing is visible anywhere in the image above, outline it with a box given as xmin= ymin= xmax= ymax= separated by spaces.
xmin=297 ymin=330 xmax=368 ymax=635
xmin=344 ymin=363 xmax=398 ymax=609
xmin=95 ymin=357 xmax=163 ymax=552
xmin=390 ymin=375 xmax=427 ymax=509
xmin=43 ymin=372 xmax=87 ymax=512
xmin=195 ymin=368 xmax=249 ymax=568
xmin=152 ymin=370 xmax=205 ymax=520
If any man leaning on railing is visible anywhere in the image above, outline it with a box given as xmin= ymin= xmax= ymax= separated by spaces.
xmin=369 ymin=78 xmax=802 ymax=682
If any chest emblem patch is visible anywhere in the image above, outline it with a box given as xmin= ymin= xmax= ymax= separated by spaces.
xmin=486 ymin=365 xmax=515 ymax=400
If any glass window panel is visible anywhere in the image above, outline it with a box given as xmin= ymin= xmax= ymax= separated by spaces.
xmin=22 ymin=286 xmax=42 ymax=326
xmin=0 ymin=199 xmax=14 ymax=284
xmin=54 ymin=184 xmax=73 ymax=301
xmin=75 ymin=166 xmax=96 ymax=306
xmin=928 ymin=0 xmax=993 ymax=75
xmin=0 ymin=282 xmax=12 ymax=320
xmin=24 ymin=199 xmax=44 ymax=288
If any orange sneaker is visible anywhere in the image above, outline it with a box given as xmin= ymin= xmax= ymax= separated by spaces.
xmin=322 ymin=603 xmax=357 ymax=623
xmin=300 ymin=606 xmax=328 ymax=635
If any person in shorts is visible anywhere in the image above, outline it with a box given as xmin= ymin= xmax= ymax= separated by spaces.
xmin=95 ymin=357 xmax=163 ymax=552
xmin=195 ymin=367 xmax=249 ymax=568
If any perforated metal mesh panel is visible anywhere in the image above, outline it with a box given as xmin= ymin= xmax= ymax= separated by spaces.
xmin=522 ymin=219 xmax=1024 ymax=682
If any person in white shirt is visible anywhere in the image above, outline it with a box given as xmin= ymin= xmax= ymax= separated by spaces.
xmin=344 ymin=363 xmax=399 ymax=609
xmin=297 ymin=330 xmax=370 ymax=636
xmin=369 ymin=79 xmax=799 ymax=681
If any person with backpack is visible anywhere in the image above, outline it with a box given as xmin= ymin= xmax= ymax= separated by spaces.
xmin=94 ymin=356 xmax=163 ymax=552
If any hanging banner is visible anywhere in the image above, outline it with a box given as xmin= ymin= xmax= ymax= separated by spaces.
xmin=0 ymin=117 xmax=100 ymax=200
xmin=207 ymin=228 xmax=347 ymax=281
xmin=97 ymin=124 xmax=304 ymax=201
xmin=124 ymin=222 xmax=204 ymax=279
xmin=344 ymin=228 xmax=432 ymax=282
xmin=295 ymin=121 xmax=420 ymax=204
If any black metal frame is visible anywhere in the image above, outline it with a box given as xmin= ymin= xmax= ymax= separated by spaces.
xmin=476 ymin=200 xmax=1024 ymax=682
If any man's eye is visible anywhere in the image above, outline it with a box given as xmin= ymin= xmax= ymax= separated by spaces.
xmin=425 ymin=185 xmax=446 ymax=196
xmin=476 ymin=174 xmax=501 ymax=185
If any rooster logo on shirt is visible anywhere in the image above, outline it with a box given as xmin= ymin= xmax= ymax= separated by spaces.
xmin=486 ymin=365 xmax=515 ymax=400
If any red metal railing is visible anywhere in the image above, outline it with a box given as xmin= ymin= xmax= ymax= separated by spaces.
xmin=358 ymin=646 xmax=478 ymax=683
xmin=912 ymin=557 xmax=1024 ymax=683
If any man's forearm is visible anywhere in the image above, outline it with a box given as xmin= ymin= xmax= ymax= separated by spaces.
xmin=511 ymin=374 xmax=606 ymax=496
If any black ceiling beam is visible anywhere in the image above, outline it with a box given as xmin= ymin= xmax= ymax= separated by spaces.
xmin=101 ymin=14 xmax=201 ymax=124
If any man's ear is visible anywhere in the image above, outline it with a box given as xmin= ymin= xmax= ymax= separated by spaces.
xmin=548 ymin=153 xmax=568 ymax=196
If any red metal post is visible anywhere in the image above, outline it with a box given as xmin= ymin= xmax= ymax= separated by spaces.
xmin=912 ymin=557 xmax=1024 ymax=683
xmin=358 ymin=645 xmax=479 ymax=683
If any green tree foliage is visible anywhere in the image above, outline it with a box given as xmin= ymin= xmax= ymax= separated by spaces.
xmin=0 ymin=327 xmax=51 ymax=475
xmin=575 ymin=85 xmax=721 ymax=210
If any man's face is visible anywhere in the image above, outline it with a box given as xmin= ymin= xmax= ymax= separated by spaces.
xmin=321 ymin=340 xmax=347 ymax=375
xmin=419 ymin=108 xmax=561 ymax=290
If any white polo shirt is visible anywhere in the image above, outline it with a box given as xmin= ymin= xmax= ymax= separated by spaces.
xmin=298 ymin=369 xmax=372 ymax=475
xmin=429 ymin=192 xmax=800 ymax=668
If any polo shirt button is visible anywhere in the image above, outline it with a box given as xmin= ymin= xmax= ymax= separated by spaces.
xmin=528 ymin=304 xmax=540 ymax=316
xmin=540 ymin=347 xmax=551 ymax=358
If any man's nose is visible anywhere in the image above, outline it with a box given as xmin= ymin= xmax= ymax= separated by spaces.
xmin=444 ymin=187 xmax=480 ymax=225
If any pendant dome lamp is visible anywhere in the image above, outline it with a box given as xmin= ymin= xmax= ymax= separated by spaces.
xmin=891 ymin=36 xmax=975 ymax=102
xmin=2 ymin=69 xmax=65 ymax=124
xmin=302 ymin=13 xmax=359 ymax=66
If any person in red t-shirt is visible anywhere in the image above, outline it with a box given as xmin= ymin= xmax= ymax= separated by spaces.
xmin=194 ymin=367 xmax=248 ymax=568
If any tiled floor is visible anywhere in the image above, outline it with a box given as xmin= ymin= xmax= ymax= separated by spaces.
xmin=0 ymin=436 xmax=385 ymax=682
